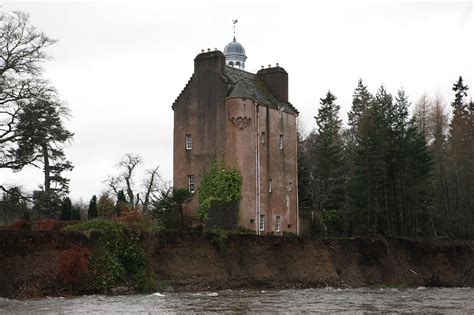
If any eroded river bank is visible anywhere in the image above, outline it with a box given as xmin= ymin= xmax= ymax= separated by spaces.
xmin=1 ymin=231 xmax=473 ymax=299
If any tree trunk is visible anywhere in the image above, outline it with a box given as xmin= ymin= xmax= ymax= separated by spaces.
xmin=42 ymin=144 xmax=51 ymax=195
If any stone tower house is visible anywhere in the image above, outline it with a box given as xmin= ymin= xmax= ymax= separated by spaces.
xmin=172 ymin=38 xmax=299 ymax=235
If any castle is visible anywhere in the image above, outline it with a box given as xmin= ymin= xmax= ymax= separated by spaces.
xmin=172 ymin=34 xmax=299 ymax=235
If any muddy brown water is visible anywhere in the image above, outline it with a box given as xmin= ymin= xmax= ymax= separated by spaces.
xmin=1 ymin=287 xmax=473 ymax=313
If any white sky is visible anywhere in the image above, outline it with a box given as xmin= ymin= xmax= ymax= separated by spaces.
xmin=1 ymin=0 xmax=473 ymax=202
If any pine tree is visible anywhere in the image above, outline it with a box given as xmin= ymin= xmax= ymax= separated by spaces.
xmin=13 ymin=98 xmax=73 ymax=198
xmin=116 ymin=190 xmax=128 ymax=216
xmin=348 ymin=79 xmax=372 ymax=129
xmin=428 ymin=97 xmax=449 ymax=237
xmin=60 ymin=197 xmax=72 ymax=221
xmin=313 ymin=91 xmax=345 ymax=213
xmin=346 ymin=80 xmax=374 ymax=234
xmin=88 ymin=195 xmax=98 ymax=220
xmin=448 ymin=76 xmax=472 ymax=237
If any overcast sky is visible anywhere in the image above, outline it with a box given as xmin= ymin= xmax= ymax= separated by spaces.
xmin=1 ymin=0 xmax=472 ymax=202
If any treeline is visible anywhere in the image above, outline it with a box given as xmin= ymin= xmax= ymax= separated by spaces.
xmin=298 ymin=78 xmax=473 ymax=239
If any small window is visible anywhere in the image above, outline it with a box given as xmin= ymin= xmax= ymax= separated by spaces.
xmin=185 ymin=134 xmax=192 ymax=150
xmin=268 ymin=179 xmax=272 ymax=193
xmin=259 ymin=214 xmax=265 ymax=231
xmin=275 ymin=216 xmax=281 ymax=233
xmin=261 ymin=132 xmax=266 ymax=144
xmin=288 ymin=181 xmax=292 ymax=192
xmin=279 ymin=135 xmax=283 ymax=150
xmin=187 ymin=175 xmax=195 ymax=193
xmin=279 ymin=106 xmax=283 ymax=119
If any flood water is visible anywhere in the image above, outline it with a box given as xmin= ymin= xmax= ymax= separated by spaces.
xmin=1 ymin=287 xmax=473 ymax=313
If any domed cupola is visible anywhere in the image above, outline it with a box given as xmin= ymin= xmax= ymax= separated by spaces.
xmin=224 ymin=20 xmax=247 ymax=70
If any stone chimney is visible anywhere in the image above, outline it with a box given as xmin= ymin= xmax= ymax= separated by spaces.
xmin=194 ymin=50 xmax=226 ymax=75
xmin=256 ymin=66 xmax=288 ymax=102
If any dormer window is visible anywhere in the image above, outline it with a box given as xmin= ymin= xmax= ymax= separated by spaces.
xmin=186 ymin=134 xmax=192 ymax=150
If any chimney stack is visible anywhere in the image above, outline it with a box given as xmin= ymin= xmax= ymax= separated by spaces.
xmin=257 ymin=65 xmax=288 ymax=102
xmin=194 ymin=50 xmax=226 ymax=75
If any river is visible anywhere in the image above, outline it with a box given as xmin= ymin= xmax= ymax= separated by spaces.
xmin=1 ymin=287 xmax=473 ymax=313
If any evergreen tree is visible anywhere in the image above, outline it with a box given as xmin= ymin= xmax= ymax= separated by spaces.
xmin=0 ymin=187 xmax=29 ymax=224
xmin=116 ymin=190 xmax=128 ymax=216
xmin=313 ymin=91 xmax=345 ymax=213
xmin=88 ymin=195 xmax=98 ymax=220
xmin=32 ymin=190 xmax=61 ymax=219
xmin=428 ymin=97 xmax=449 ymax=237
xmin=447 ymin=76 xmax=472 ymax=237
xmin=151 ymin=187 xmax=191 ymax=230
xmin=348 ymin=79 xmax=372 ymax=129
xmin=70 ymin=205 xmax=81 ymax=220
xmin=60 ymin=197 xmax=72 ymax=221
xmin=13 ymin=98 xmax=74 ymax=196
xmin=346 ymin=80 xmax=375 ymax=235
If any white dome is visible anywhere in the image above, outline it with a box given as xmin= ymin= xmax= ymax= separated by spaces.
xmin=223 ymin=37 xmax=247 ymax=70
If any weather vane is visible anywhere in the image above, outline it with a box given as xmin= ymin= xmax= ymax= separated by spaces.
xmin=232 ymin=19 xmax=238 ymax=40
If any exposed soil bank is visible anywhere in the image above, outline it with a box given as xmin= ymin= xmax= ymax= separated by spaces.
xmin=1 ymin=231 xmax=473 ymax=298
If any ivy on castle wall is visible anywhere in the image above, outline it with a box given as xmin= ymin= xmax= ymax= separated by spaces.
xmin=197 ymin=161 xmax=242 ymax=222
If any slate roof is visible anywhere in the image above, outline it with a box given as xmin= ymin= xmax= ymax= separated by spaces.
xmin=222 ymin=66 xmax=298 ymax=114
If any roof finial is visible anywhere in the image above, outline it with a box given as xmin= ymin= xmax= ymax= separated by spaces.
xmin=232 ymin=19 xmax=238 ymax=41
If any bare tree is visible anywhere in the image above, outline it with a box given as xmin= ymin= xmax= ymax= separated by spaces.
xmin=119 ymin=153 xmax=142 ymax=208
xmin=413 ymin=93 xmax=431 ymax=138
xmin=105 ymin=153 xmax=162 ymax=212
xmin=141 ymin=166 xmax=161 ymax=213
xmin=1 ymin=11 xmax=56 ymax=171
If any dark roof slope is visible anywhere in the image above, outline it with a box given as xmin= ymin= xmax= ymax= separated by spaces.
xmin=222 ymin=66 xmax=298 ymax=114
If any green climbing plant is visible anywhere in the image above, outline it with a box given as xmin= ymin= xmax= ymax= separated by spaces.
xmin=197 ymin=161 xmax=242 ymax=222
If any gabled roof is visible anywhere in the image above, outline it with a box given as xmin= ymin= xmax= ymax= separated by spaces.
xmin=222 ymin=66 xmax=298 ymax=114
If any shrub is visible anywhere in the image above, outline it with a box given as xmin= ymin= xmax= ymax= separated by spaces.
xmin=59 ymin=245 xmax=90 ymax=285
xmin=7 ymin=219 xmax=31 ymax=230
xmin=36 ymin=219 xmax=79 ymax=231
xmin=116 ymin=211 xmax=153 ymax=233
xmin=97 ymin=193 xmax=115 ymax=218
xmin=37 ymin=219 xmax=62 ymax=231
xmin=150 ymin=187 xmax=190 ymax=230
xmin=322 ymin=209 xmax=344 ymax=237
xmin=66 ymin=218 xmax=147 ymax=292
xmin=198 ymin=161 xmax=242 ymax=222
xmin=132 ymin=267 xmax=156 ymax=293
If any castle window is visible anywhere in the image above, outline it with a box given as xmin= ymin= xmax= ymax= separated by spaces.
xmin=261 ymin=132 xmax=265 ymax=144
xmin=259 ymin=214 xmax=265 ymax=231
xmin=185 ymin=134 xmax=192 ymax=150
xmin=187 ymin=175 xmax=195 ymax=193
xmin=275 ymin=216 xmax=281 ymax=233
xmin=279 ymin=135 xmax=283 ymax=150
xmin=268 ymin=179 xmax=272 ymax=193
